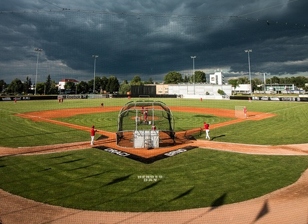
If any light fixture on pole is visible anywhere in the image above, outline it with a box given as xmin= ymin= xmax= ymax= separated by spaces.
xmin=92 ymin=55 xmax=99 ymax=94
xmin=191 ymin=56 xmax=196 ymax=95
xmin=34 ymin=48 xmax=43 ymax=95
xmin=244 ymin=50 xmax=252 ymax=94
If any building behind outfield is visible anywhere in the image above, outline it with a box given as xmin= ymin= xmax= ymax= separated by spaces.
xmin=129 ymin=70 xmax=232 ymax=99
xmin=130 ymin=83 xmax=232 ymax=99
xmin=167 ymin=83 xmax=232 ymax=99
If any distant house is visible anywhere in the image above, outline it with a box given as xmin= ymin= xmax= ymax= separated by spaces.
xmin=57 ymin=78 xmax=79 ymax=91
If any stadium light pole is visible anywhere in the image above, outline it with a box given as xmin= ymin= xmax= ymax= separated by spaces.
xmin=263 ymin=73 xmax=266 ymax=93
xmin=191 ymin=56 xmax=196 ymax=95
xmin=244 ymin=49 xmax=252 ymax=94
xmin=92 ymin=55 xmax=99 ymax=94
xmin=34 ymin=48 xmax=43 ymax=95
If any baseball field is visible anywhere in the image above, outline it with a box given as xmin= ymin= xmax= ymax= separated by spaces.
xmin=0 ymin=98 xmax=308 ymax=223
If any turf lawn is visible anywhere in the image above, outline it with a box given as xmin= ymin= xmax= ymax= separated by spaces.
xmin=0 ymin=97 xmax=307 ymax=211
xmin=0 ymin=148 xmax=308 ymax=212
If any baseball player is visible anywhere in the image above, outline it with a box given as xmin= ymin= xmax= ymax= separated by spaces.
xmin=90 ymin=125 xmax=98 ymax=146
xmin=203 ymin=122 xmax=210 ymax=140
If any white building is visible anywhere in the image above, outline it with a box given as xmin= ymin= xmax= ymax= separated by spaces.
xmin=168 ymin=83 xmax=232 ymax=99
xmin=156 ymin=70 xmax=231 ymax=99
xmin=232 ymin=84 xmax=251 ymax=94
xmin=210 ymin=71 xmax=224 ymax=85
xmin=57 ymin=78 xmax=79 ymax=90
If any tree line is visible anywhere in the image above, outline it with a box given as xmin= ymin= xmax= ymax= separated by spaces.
xmin=1 ymin=70 xmax=307 ymax=95
xmin=0 ymin=75 xmax=121 ymax=95
xmin=0 ymin=71 xmax=206 ymax=95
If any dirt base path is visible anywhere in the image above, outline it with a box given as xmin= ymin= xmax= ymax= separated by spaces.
xmin=1 ymin=107 xmax=308 ymax=223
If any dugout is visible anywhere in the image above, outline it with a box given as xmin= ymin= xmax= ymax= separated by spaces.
xmin=116 ymin=100 xmax=175 ymax=149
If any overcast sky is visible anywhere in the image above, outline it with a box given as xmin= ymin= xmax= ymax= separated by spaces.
xmin=1 ymin=0 xmax=308 ymax=84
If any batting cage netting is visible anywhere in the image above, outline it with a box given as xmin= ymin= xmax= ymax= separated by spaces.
xmin=235 ymin=106 xmax=247 ymax=119
xmin=117 ymin=100 xmax=175 ymax=149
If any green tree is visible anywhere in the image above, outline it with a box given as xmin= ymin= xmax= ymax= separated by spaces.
xmin=45 ymin=75 xmax=52 ymax=94
xmin=7 ymin=78 xmax=23 ymax=94
xmin=283 ymin=77 xmax=291 ymax=84
xmin=106 ymin=76 xmax=120 ymax=93
xmin=183 ymin=75 xmax=190 ymax=83
xmin=293 ymin=76 xmax=308 ymax=88
xmin=228 ymin=79 xmax=239 ymax=94
xmin=94 ymin=76 xmax=101 ymax=93
xmin=130 ymin=75 xmax=143 ymax=85
xmin=193 ymin=71 xmax=206 ymax=83
xmin=217 ymin=89 xmax=225 ymax=95
xmin=271 ymin=76 xmax=280 ymax=84
xmin=23 ymin=77 xmax=32 ymax=94
xmin=99 ymin=76 xmax=108 ymax=92
xmin=36 ymin=83 xmax=45 ymax=95
xmin=88 ymin=77 xmax=102 ymax=93
xmin=0 ymin=80 xmax=7 ymax=93
xmin=164 ymin=71 xmax=183 ymax=84
xmin=64 ymin=81 xmax=76 ymax=93
xmin=88 ymin=80 xmax=94 ymax=92
xmin=252 ymin=78 xmax=263 ymax=91
xmin=144 ymin=77 xmax=154 ymax=84
xmin=49 ymin=80 xmax=59 ymax=94
xmin=119 ymin=82 xmax=131 ymax=95
xmin=78 ymin=81 xmax=89 ymax=94
xmin=238 ymin=77 xmax=249 ymax=84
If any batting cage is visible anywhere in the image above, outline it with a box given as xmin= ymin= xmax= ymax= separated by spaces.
xmin=235 ymin=106 xmax=247 ymax=119
xmin=116 ymin=100 xmax=175 ymax=149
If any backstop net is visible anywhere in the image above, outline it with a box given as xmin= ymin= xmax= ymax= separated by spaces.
xmin=117 ymin=100 xmax=175 ymax=148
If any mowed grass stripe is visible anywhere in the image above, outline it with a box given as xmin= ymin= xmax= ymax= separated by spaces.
xmin=57 ymin=111 xmax=231 ymax=132
xmin=0 ymin=148 xmax=307 ymax=211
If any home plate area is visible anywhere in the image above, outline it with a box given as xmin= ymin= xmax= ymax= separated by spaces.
xmin=95 ymin=145 xmax=197 ymax=164
xmin=94 ymin=123 xmax=201 ymax=164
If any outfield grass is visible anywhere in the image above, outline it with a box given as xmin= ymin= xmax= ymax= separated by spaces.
xmin=0 ymin=148 xmax=307 ymax=212
xmin=0 ymin=98 xmax=307 ymax=212
xmin=208 ymin=101 xmax=308 ymax=144
xmin=0 ymin=108 xmax=89 ymax=147
xmin=0 ymin=98 xmax=307 ymax=146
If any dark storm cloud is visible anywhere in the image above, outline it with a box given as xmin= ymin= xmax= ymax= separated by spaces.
xmin=1 ymin=0 xmax=308 ymax=83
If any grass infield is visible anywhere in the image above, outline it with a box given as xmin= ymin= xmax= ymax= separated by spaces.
xmin=0 ymin=98 xmax=307 ymax=211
